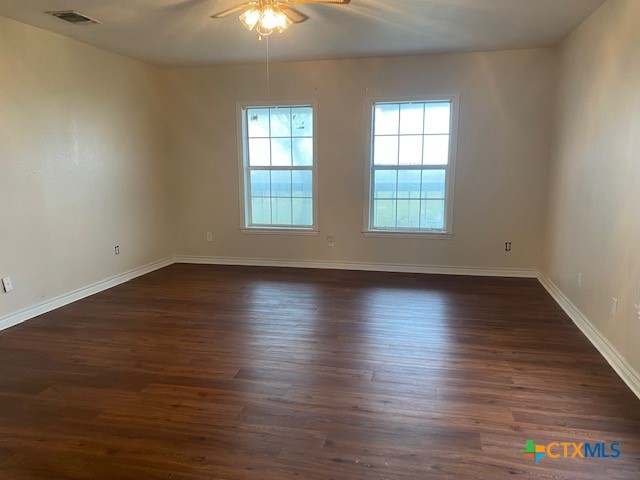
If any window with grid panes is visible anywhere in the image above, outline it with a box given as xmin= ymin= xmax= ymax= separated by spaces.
xmin=240 ymin=105 xmax=315 ymax=229
xmin=367 ymin=100 xmax=456 ymax=233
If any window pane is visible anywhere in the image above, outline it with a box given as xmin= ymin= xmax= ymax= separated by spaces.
xmin=292 ymin=170 xmax=312 ymax=198
xmin=250 ymin=170 xmax=270 ymax=197
xmin=271 ymin=170 xmax=292 ymax=197
xmin=399 ymin=135 xmax=423 ymax=165
xmin=368 ymin=101 xmax=453 ymax=233
xmin=271 ymin=138 xmax=292 ymax=166
xmin=251 ymin=197 xmax=271 ymax=225
xmin=397 ymin=170 xmax=421 ymax=199
xmin=374 ymin=104 xmax=399 ymax=135
xmin=249 ymin=138 xmax=270 ymax=166
xmin=400 ymin=103 xmax=424 ymax=134
xmin=292 ymin=137 xmax=313 ymax=166
xmin=420 ymin=200 xmax=445 ymax=230
xmin=424 ymin=102 xmax=451 ymax=134
xmin=421 ymin=170 xmax=446 ymax=199
xmin=373 ymin=136 xmax=398 ymax=165
xmin=397 ymin=200 xmax=421 ymax=229
xmin=374 ymin=170 xmax=397 ymax=199
xmin=272 ymin=197 xmax=293 ymax=225
xmin=292 ymin=198 xmax=313 ymax=226
xmin=244 ymin=105 xmax=314 ymax=229
xmin=424 ymin=135 xmax=449 ymax=165
xmin=373 ymin=199 xmax=396 ymax=228
xmin=270 ymin=108 xmax=291 ymax=137
xmin=291 ymin=107 xmax=313 ymax=137
xmin=247 ymin=108 xmax=270 ymax=137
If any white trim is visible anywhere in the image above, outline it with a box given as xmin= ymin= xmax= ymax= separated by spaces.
xmin=240 ymin=228 xmax=319 ymax=236
xmin=0 ymin=257 xmax=174 ymax=333
xmin=362 ymin=231 xmax=453 ymax=240
xmin=538 ymin=273 xmax=640 ymax=401
xmin=175 ymin=255 xmax=536 ymax=278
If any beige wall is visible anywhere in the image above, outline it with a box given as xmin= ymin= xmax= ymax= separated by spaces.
xmin=0 ymin=17 xmax=173 ymax=318
xmin=162 ymin=49 xmax=556 ymax=270
xmin=542 ymin=0 xmax=640 ymax=372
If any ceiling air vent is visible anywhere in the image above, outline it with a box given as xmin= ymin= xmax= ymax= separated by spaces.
xmin=47 ymin=10 xmax=101 ymax=25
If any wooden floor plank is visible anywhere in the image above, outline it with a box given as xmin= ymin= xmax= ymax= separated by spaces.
xmin=0 ymin=264 xmax=639 ymax=479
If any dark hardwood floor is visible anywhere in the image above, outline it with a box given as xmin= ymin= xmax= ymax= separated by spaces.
xmin=0 ymin=264 xmax=639 ymax=479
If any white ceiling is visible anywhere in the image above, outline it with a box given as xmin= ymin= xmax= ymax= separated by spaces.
xmin=0 ymin=0 xmax=606 ymax=67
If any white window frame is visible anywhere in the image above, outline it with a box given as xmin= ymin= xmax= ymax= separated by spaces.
xmin=237 ymin=101 xmax=319 ymax=235
xmin=363 ymin=95 xmax=459 ymax=239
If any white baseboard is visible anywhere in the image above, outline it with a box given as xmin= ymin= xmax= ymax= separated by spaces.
xmin=0 ymin=257 xmax=174 ymax=333
xmin=174 ymin=255 xmax=538 ymax=278
xmin=538 ymin=273 xmax=640 ymax=400
xmin=0 ymin=255 xmax=535 ymax=333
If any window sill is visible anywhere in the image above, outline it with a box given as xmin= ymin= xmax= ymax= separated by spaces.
xmin=362 ymin=230 xmax=454 ymax=240
xmin=240 ymin=228 xmax=319 ymax=236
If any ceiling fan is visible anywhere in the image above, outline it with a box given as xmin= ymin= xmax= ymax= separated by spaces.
xmin=211 ymin=0 xmax=351 ymax=38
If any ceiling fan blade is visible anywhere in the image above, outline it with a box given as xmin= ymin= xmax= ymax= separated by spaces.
xmin=279 ymin=5 xmax=310 ymax=23
xmin=286 ymin=0 xmax=350 ymax=4
xmin=210 ymin=2 xmax=254 ymax=18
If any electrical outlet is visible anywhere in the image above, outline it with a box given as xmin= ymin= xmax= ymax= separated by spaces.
xmin=635 ymin=303 xmax=640 ymax=320
xmin=2 ymin=277 xmax=13 ymax=293
xmin=505 ymin=242 xmax=512 ymax=252
xmin=327 ymin=234 xmax=336 ymax=247
xmin=578 ymin=273 xmax=583 ymax=288
xmin=206 ymin=232 xmax=213 ymax=242
xmin=115 ymin=245 xmax=120 ymax=255
xmin=610 ymin=298 xmax=618 ymax=317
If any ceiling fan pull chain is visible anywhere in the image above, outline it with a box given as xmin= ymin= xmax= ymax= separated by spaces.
xmin=266 ymin=35 xmax=271 ymax=101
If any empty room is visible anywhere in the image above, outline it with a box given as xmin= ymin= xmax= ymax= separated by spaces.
xmin=1 ymin=0 xmax=639 ymax=478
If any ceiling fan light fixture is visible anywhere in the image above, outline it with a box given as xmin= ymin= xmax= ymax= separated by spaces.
xmin=255 ymin=22 xmax=274 ymax=37
xmin=260 ymin=6 xmax=279 ymax=30
xmin=239 ymin=7 xmax=261 ymax=30
xmin=275 ymin=11 xmax=292 ymax=32
xmin=243 ymin=3 xmax=292 ymax=37
xmin=212 ymin=0 xmax=350 ymax=39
